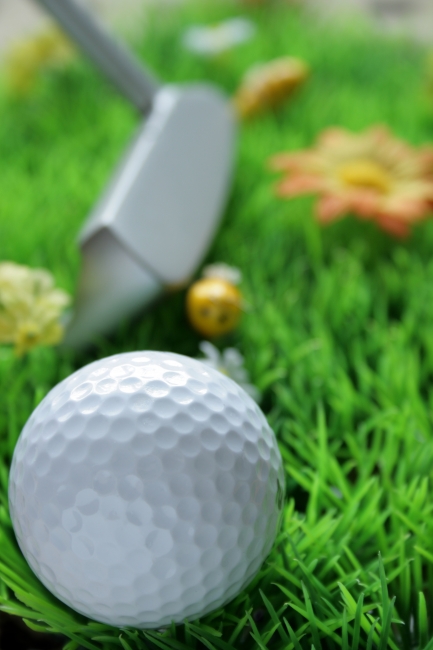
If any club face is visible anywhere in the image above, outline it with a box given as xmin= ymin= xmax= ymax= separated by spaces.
xmin=62 ymin=229 xmax=162 ymax=348
xmin=65 ymin=84 xmax=236 ymax=346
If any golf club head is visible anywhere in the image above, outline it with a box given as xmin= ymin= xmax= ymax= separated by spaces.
xmin=63 ymin=84 xmax=236 ymax=348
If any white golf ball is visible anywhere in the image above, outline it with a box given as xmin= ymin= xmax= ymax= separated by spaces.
xmin=9 ymin=351 xmax=285 ymax=628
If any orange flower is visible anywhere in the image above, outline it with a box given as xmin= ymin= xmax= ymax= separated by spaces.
xmin=270 ymin=126 xmax=433 ymax=237
xmin=234 ymin=56 xmax=309 ymax=119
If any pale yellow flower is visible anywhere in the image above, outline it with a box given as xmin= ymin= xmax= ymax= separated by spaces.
xmin=234 ymin=56 xmax=309 ymax=119
xmin=270 ymin=126 xmax=433 ymax=237
xmin=0 ymin=262 xmax=71 ymax=356
xmin=4 ymin=27 xmax=75 ymax=96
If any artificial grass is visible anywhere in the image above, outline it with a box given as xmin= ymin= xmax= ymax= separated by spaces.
xmin=1 ymin=1 xmax=433 ymax=648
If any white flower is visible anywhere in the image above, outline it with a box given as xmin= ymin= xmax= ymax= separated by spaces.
xmin=182 ymin=18 xmax=256 ymax=56
xmin=202 ymin=263 xmax=242 ymax=285
xmin=199 ymin=341 xmax=261 ymax=403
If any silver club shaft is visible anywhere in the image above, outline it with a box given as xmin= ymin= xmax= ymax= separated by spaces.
xmin=35 ymin=0 xmax=159 ymax=114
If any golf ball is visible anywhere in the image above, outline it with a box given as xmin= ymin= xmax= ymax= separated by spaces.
xmin=9 ymin=351 xmax=285 ymax=628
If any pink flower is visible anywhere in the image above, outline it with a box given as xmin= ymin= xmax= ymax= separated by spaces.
xmin=270 ymin=126 xmax=433 ymax=237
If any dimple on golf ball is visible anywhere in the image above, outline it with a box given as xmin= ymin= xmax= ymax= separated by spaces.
xmin=9 ymin=351 xmax=285 ymax=628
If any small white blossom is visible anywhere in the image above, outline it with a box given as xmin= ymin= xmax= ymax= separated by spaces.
xmin=182 ymin=18 xmax=256 ymax=56
xmin=199 ymin=341 xmax=260 ymax=403
xmin=202 ymin=263 xmax=242 ymax=285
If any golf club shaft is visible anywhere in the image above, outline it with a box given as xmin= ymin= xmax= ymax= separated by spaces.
xmin=35 ymin=0 xmax=159 ymax=114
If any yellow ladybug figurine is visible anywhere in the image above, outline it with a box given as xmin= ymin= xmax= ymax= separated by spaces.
xmin=186 ymin=264 xmax=243 ymax=338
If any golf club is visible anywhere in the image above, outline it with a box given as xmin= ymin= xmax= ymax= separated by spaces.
xmin=35 ymin=0 xmax=236 ymax=347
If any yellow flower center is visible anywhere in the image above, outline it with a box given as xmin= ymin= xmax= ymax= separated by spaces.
xmin=338 ymin=158 xmax=391 ymax=193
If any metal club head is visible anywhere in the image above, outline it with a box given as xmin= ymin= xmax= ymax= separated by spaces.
xmin=35 ymin=0 xmax=236 ymax=348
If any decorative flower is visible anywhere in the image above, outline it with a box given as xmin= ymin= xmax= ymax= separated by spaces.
xmin=199 ymin=341 xmax=260 ymax=402
xmin=182 ymin=18 xmax=255 ymax=56
xmin=186 ymin=264 xmax=243 ymax=338
xmin=202 ymin=263 xmax=242 ymax=285
xmin=270 ymin=126 xmax=433 ymax=238
xmin=0 ymin=262 xmax=71 ymax=356
xmin=234 ymin=56 xmax=309 ymax=118
xmin=5 ymin=27 xmax=75 ymax=96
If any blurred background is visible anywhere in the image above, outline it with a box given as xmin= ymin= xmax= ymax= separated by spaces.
xmin=312 ymin=0 xmax=432 ymax=42
xmin=0 ymin=0 xmax=159 ymax=57
xmin=0 ymin=0 xmax=432 ymax=53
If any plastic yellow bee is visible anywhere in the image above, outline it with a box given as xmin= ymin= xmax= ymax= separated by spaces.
xmin=186 ymin=264 xmax=243 ymax=338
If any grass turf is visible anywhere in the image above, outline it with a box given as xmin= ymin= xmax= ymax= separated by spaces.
xmin=1 ymin=1 xmax=433 ymax=648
